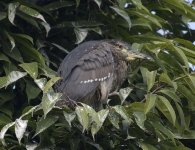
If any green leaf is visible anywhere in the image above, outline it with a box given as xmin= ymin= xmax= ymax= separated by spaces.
xmin=119 ymin=87 xmax=132 ymax=104
xmin=93 ymin=0 xmax=102 ymax=8
xmin=63 ymin=112 xmax=76 ymax=127
xmin=157 ymin=88 xmax=180 ymax=103
xmin=0 ymin=52 xmax=10 ymax=63
xmin=19 ymin=5 xmax=47 ymax=23
xmin=0 ymin=122 xmax=15 ymax=146
xmin=44 ymin=1 xmax=75 ymax=11
xmin=173 ymin=46 xmax=189 ymax=70
xmin=108 ymin=110 xmax=120 ymax=129
xmin=41 ymin=92 xmax=62 ymax=118
xmin=74 ymin=28 xmax=88 ymax=44
xmin=19 ymin=62 xmax=38 ymax=79
xmin=113 ymin=105 xmax=132 ymax=124
xmin=91 ymin=109 xmax=109 ymax=139
xmin=110 ymin=6 xmax=131 ymax=29
xmin=133 ymin=112 xmax=146 ymax=130
xmin=12 ymin=33 xmax=34 ymax=44
xmin=156 ymin=96 xmax=176 ymax=125
xmin=34 ymin=78 xmax=47 ymax=90
xmin=0 ymin=12 xmax=7 ymax=21
xmin=51 ymin=43 xmax=69 ymax=54
xmin=175 ymin=103 xmax=186 ymax=129
xmin=15 ymin=37 xmax=45 ymax=67
xmin=0 ymin=71 xmax=27 ymax=89
xmin=34 ymin=115 xmax=58 ymax=137
xmin=15 ymin=119 xmax=28 ymax=145
xmin=4 ymin=31 xmax=15 ymax=51
xmin=139 ymin=142 xmax=158 ymax=150
xmin=43 ymin=77 xmax=61 ymax=93
xmin=131 ymin=0 xmax=149 ymax=12
xmin=25 ymin=80 xmax=41 ymax=102
xmin=140 ymin=67 xmax=157 ymax=92
xmin=159 ymin=73 xmax=177 ymax=90
xmin=8 ymin=2 xmax=19 ymax=25
xmin=0 ymin=77 xmax=8 ymax=89
xmin=144 ymin=93 xmax=157 ymax=114
xmin=75 ymin=106 xmax=90 ymax=132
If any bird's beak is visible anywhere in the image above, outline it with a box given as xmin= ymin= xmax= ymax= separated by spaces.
xmin=125 ymin=49 xmax=150 ymax=61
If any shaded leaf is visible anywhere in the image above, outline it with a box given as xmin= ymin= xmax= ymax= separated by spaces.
xmin=34 ymin=116 xmax=58 ymax=137
xmin=4 ymin=31 xmax=15 ymax=51
xmin=0 ymin=122 xmax=15 ymax=146
xmin=25 ymin=80 xmax=41 ymax=102
xmin=19 ymin=5 xmax=47 ymax=23
xmin=139 ymin=142 xmax=158 ymax=150
xmin=157 ymin=96 xmax=176 ymax=125
xmin=74 ymin=28 xmax=88 ymax=44
xmin=44 ymin=1 xmax=75 ymax=11
xmin=110 ymin=6 xmax=131 ymax=29
xmin=113 ymin=105 xmax=132 ymax=124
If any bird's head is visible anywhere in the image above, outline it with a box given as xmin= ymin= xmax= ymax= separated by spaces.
xmin=107 ymin=40 xmax=149 ymax=61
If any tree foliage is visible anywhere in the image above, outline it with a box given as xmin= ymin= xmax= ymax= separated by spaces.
xmin=1 ymin=0 xmax=195 ymax=149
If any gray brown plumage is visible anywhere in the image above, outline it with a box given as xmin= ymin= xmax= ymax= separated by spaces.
xmin=55 ymin=40 xmax=148 ymax=110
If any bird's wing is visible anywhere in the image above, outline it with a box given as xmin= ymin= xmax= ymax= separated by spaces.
xmin=58 ymin=43 xmax=115 ymax=101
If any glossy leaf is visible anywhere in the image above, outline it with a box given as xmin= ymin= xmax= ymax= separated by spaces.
xmin=15 ymin=119 xmax=28 ymax=144
xmin=75 ymin=106 xmax=90 ymax=132
xmin=34 ymin=78 xmax=47 ymax=90
xmin=74 ymin=28 xmax=88 ymax=44
xmin=8 ymin=2 xmax=19 ymax=25
xmin=41 ymin=92 xmax=62 ymax=118
xmin=93 ymin=0 xmax=102 ymax=8
xmin=19 ymin=62 xmax=38 ymax=79
xmin=1 ymin=71 xmax=27 ymax=88
xmin=119 ymin=87 xmax=132 ymax=104
xmin=63 ymin=112 xmax=76 ymax=127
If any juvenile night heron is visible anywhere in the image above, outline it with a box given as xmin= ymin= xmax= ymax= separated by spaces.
xmin=55 ymin=40 xmax=148 ymax=110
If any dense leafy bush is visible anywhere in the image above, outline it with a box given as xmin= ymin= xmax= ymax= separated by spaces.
xmin=1 ymin=0 xmax=195 ymax=149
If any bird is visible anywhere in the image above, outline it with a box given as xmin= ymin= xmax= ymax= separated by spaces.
xmin=54 ymin=39 xmax=148 ymax=110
